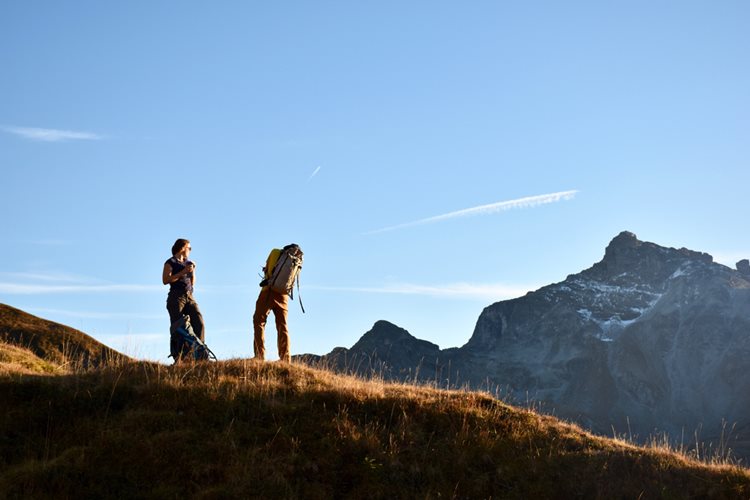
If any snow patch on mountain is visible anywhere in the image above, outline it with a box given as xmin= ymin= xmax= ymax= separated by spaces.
xmin=576 ymin=289 xmax=663 ymax=341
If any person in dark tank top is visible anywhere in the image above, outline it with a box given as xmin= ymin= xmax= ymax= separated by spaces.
xmin=162 ymin=238 xmax=205 ymax=361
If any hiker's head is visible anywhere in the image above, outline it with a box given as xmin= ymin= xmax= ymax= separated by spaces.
xmin=283 ymin=243 xmax=299 ymax=251
xmin=172 ymin=238 xmax=191 ymax=256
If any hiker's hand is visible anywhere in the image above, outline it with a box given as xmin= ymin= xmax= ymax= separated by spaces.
xmin=186 ymin=262 xmax=196 ymax=272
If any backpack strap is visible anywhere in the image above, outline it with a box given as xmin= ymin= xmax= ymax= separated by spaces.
xmin=296 ymin=273 xmax=305 ymax=313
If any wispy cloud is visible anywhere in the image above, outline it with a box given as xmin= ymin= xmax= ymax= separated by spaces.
xmin=365 ymin=190 xmax=579 ymax=235
xmin=97 ymin=333 xmax=164 ymax=342
xmin=1 ymin=271 xmax=91 ymax=283
xmin=307 ymin=282 xmax=537 ymax=301
xmin=0 ymin=270 xmax=244 ymax=296
xmin=3 ymin=126 xmax=103 ymax=142
xmin=26 ymin=239 xmax=73 ymax=246
xmin=26 ymin=307 xmax=164 ymax=320
xmin=275 ymin=138 xmax=318 ymax=148
xmin=0 ymin=283 xmax=161 ymax=295
xmin=308 ymin=165 xmax=321 ymax=180
xmin=0 ymin=269 xmax=164 ymax=295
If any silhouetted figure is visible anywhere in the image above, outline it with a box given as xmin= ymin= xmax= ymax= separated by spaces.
xmin=252 ymin=244 xmax=303 ymax=362
xmin=162 ymin=238 xmax=205 ymax=361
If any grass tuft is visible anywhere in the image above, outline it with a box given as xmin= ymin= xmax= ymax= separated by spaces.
xmin=0 ymin=342 xmax=63 ymax=376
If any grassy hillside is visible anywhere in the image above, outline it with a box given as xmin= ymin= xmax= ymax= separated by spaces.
xmin=0 ymin=304 xmax=748 ymax=498
xmin=0 ymin=303 xmax=130 ymax=369
xmin=0 ymin=341 xmax=62 ymax=376
xmin=1 ymin=358 xmax=749 ymax=499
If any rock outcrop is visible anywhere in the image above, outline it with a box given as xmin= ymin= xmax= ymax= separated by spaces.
xmin=737 ymin=259 xmax=750 ymax=276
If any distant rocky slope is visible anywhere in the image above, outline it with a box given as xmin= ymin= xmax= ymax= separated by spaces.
xmin=306 ymin=232 xmax=750 ymax=459
xmin=0 ymin=303 xmax=130 ymax=368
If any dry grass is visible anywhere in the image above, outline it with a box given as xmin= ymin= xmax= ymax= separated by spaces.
xmin=0 ymin=303 xmax=130 ymax=369
xmin=0 ymin=342 xmax=63 ymax=376
xmin=1 ymin=302 xmax=748 ymax=497
xmin=1 ymin=358 xmax=749 ymax=499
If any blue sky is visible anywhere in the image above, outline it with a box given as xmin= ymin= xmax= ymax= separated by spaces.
xmin=2 ymin=2 xmax=749 ymax=362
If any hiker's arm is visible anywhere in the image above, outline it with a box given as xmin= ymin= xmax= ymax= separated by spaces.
xmin=162 ymin=262 xmax=190 ymax=285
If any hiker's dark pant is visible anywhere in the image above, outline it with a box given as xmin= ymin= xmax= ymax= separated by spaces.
xmin=253 ymin=287 xmax=290 ymax=362
xmin=167 ymin=292 xmax=204 ymax=359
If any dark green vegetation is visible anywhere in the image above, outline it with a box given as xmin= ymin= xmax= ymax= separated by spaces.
xmin=1 ymin=304 xmax=749 ymax=498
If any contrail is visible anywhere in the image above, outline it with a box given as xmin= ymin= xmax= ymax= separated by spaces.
xmin=306 ymin=282 xmax=538 ymax=301
xmin=365 ymin=190 xmax=578 ymax=235
xmin=308 ymin=166 xmax=321 ymax=180
xmin=0 ymin=283 xmax=161 ymax=294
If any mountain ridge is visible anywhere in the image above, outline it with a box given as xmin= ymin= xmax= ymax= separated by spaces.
xmin=306 ymin=231 xmax=750 ymax=461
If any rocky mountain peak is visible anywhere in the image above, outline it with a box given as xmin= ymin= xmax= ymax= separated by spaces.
xmin=607 ymin=230 xmax=640 ymax=251
xmin=737 ymin=259 xmax=750 ymax=276
xmin=322 ymin=320 xmax=442 ymax=381
xmin=351 ymin=320 xmax=440 ymax=353
xmin=364 ymin=320 xmax=414 ymax=343
xmin=586 ymin=231 xmax=713 ymax=284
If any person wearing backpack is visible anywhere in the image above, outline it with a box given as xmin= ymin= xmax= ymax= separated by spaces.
xmin=252 ymin=244 xmax=303 ymax=363
xmin=162 ymin=238 xmax=205 ymax=361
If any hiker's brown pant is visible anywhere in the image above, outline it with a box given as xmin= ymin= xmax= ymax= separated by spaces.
xmin=253 ymin=287 xmax=290 ymax=362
